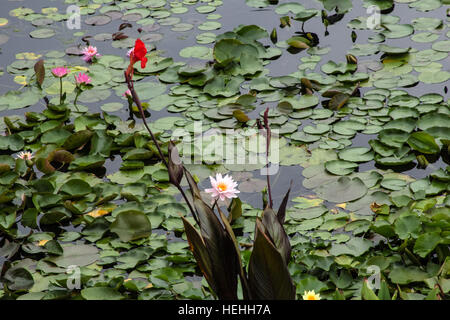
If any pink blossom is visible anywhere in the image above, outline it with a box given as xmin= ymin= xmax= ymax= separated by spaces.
xmin=123 ymin=89 xmax=132 ymax=97
xmin=81 ymin=46 xmax=101 ymax=62
xmin=51 ymin=67 xmax=69 ymax=78
xmin=74 ymin=72 xmax=91 ymax=85
xmin=205 ymin=173 xmax=240 ymax=202
xmin=127 ymin=48 xmax=134 ymax=57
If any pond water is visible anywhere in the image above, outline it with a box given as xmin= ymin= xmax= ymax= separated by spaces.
xmin=0 ymin=0 xmax=449 ymax=301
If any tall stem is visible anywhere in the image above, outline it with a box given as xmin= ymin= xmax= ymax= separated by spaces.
xmin=124 ymin=72 xmax=196 ymax=220
xmin=263 ymin=108 xmax=273 ymax=208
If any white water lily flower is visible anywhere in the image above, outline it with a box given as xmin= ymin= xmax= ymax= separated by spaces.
xmin=16 ymin=151 xmax=34 ymax=160
xmin=205 ymin=173 xmax=240 ymax=202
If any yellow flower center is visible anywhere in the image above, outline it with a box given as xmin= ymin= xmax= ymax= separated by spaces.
xmin=217 ymin=182 xmax=227 ymax=192
xmin=307 ymin=295 xmax=317 ymax=300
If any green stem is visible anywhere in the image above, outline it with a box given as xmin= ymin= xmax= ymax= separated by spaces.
xmin=124 ymin=71 xmax=197 ymax=220
xmin=73 ymin=87 xmax=81 ymax=112
xmin=59 ymin=77 xmax=63 ymax=105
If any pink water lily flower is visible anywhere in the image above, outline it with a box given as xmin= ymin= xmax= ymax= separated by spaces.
xmin=74 ymin=72 xmax=91 ymax=85
xmin=51 ymin=67 xmax=69 ymax=78
xmin=205 ymin=173 xmax=240 ymax=202
xmin=123 ymin=89 xmax=132 ymax=97
xmin=81 ymin=45 xmax=101 ymax=62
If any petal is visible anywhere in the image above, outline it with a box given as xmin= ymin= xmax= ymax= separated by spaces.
xmin=140 ymin=57 xmax=148 ymax=69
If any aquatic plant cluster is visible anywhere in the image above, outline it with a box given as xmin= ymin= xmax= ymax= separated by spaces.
xmin=0 ymin=0 xmax=449 ymax=300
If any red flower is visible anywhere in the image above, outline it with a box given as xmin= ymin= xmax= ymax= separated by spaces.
xmin=126 ymin=38 xmax=148 ymax=79
xmin=131 ymin=39 xmax=148 ymax=68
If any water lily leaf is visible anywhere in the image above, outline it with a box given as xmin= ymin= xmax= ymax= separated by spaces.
xmin=409 ymin=0 xmax=442 ymax=12
xmin=46 ymin=244 xmax=99 ymax=268
xmin=62 ymin=130 xmax=93 ymax=150
xmin=417 ymin=113 xmax=450 ymax=139
xmin=204 ymin=75 xmax=244 ymax=97
xmin=382 ymin=24 xmax=414 ymax=39
xmin=394 ymin=214 xmax=421 ymax=240
xmin=81 ymin=287 xmax=123 ymax=300
xmin=30 ymin=28 xmax=55 ymax=39
xmin=411 ymin=32 xmax=440 ymax=43
xmin=3 ymin=267 xmax=34 ymax=291
xmin=329 ymin=237 xmax=373 ymax=257
xmin=318 ymin=0 xmax=352 ymax=12
xmin=338 ymin=147 xmax=374 ymax=163
xmin=389 ymin=266 xmax=431 ymax=284
xmin=325 ymin=160 xmax=358 ymax=175
xmin=315 ymin=176 xmax=367 ymax=203
xmin=68 ymin=155 xmax=105 ymax=171
xmin=213 ymin=38 xmax=258 ymax=66
xmin=432 ymin=40 xmax=450 ymax=52
xmin=293 ymin=9 xmax=319 ymax=22
xmin=287 ymin=37 xmax=310 ymax=49
xmin=60 ymin=179 xmax=92 ymax=198
xmin=418 ymin=71 xmax=450 ymax=84
xmin=179 ymin=46 xmax=212 ymax=60
xmin=321 ymin=61 xmax=357 ymax=74
xmin=413 ymin=232 xmax=442 ymax=258
xmin=407 ymin=131 xmax=440 ymax=154
xmin=110 ymin=211 xmax=152 ymax=242
xmin=198 ymin=21 xmax=222 ymax=31
xmin=328 ymin=93 xmax=350 ymax=110
xmin=380 ymin=178 xmax=407 ymax=191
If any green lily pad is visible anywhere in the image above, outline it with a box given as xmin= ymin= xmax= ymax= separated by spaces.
xmin=315 ymin=176 xmax=368 ymax=203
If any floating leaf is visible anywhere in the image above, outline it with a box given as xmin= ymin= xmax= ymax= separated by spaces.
xmin=315 ymin=177 xmax=368 ymax=203
xmin=110 ymin=211 xmax=152 ymax=242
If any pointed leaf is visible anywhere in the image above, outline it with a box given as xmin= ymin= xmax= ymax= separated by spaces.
xmin=261 ymin=207 xmax=291 ymax=264
xmin=193 ymin=196 xmax=238 ymax=299
xmin=277 ymin=184 xmax=291 ymax=224
xmin=248 ymin=219 xmax=295 ymax=300
xmin=179 ymin=215 xmax=215 ymax=292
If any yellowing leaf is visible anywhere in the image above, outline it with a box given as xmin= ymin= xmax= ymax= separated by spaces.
xmin=41 ymin=7 xmax=58 ymax=14
xmin=71 ymin=66 xmax=90 ymax=72
xmin=38 ymin=239 xmax=49 ymax=246
xmin=144 ymin=283 xmax=153 ymax=289
xmin=14 ymin=75 xmax=27 ymax=85
xmin=16 ymin=52 xmax=42 ymax=60
xmin=86 ymin=208 xmax=111 ymax=218
xmin=336 ymin=203 xmax=347 ymax=209
xmin=0 ymin=18 xmax=9 ymax=27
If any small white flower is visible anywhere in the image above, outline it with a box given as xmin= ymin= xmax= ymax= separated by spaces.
xmin=16 ymin=151 xmax=34 ymax=160
xmin=205 ymin=173 xmax=240 ymax=202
